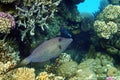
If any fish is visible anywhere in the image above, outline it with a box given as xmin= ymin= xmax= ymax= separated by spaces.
xmin=60 ymin=27 xmax=72 ymax=38
xmin=19 ymin=37 xmax=73 ymax=66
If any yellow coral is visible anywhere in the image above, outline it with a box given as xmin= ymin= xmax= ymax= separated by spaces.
xmin=0 ymin=75 xmax=3 ymax=80
xmin=36 ymin=71 xmax=49 ymax=80
xmin=0 ymin=17 xmax=11 ymax=34
xmin=107 ymin=67 xmax=118 ymax=77
xmin=99 ymin=5 xmax=120 ymax=20
xmin=0 ymin=61 xmax=15 ymax=75
xmin=14 ymin=67 xmax=35 ymax=80
xmin=4 ymin=67 xmax=35 ymax=80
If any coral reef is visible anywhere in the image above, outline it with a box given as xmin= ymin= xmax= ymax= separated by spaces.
xmin=94 ymin=20 xmax=117 ymax=39
xmin=57 ymin=61 xmax=78 ymax=77
xmin=77 ymin=52 xmax=116 ymax=80
xmin=69 ymin=68 xmax=97 ymax=80
xmin=94 ymin=5 xmax=120 ymax=39
xmin=0 ymin=40 xmax=20 ymax=74
xmin=0 ymin=12 xmax=15 ymax=34
xmin=36 ymin=71 xmax=49 ymax=80
xmin=94 ymin=4 xmax=120 ymax=39
xmin=15 ymin=0 xmax=62 ymax=41
xmin=36 ymin=71 xmax=65 ymax=80
xmin=3 ymin=67 xmax=35 ymax=80
xmin=58 ymin=0 xmax=82 ymax=23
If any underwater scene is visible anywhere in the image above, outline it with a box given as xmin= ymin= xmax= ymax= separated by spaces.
xmin=0 ymin=0 xmax=120 ymax=80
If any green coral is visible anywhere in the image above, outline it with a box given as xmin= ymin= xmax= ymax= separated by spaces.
xmin=94 ymin=20 xmax=117 ymax=39
xmin=94 ymin=5 xmax=120 ymax=39
xmin=57 ymin=61 xmax=78 ymax=77
xmin=97 ymin=5 xmax=120 ymax=20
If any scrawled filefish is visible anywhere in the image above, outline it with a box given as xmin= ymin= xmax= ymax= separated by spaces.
xmin=19 ymin=37 xmax=73 ymax=66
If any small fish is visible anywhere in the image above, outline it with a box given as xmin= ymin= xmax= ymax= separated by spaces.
xmin=60 ymin=27 xmax=72 ymax=38
xmin=19 ymin=37 xmax=73 ymax=66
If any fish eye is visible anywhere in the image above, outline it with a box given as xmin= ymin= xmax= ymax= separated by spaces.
xmin=58 ymin=38 xmax=62 ymax=42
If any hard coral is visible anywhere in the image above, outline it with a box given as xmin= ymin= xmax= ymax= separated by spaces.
xmin=36 ymin=71 xmax=65 ymax=80
xmin=0 ymin=12 xmax=15 ymax=34
xmin=15 ymin=0 xmax=62 ymax=41
xmin=36 ymin=71 xmax=49 ymax=80
xmin=93 ymin=5 xmax=120 ymax=39
xmin=0 ymin=40 xmax=20 ymax=74
xmin=4 ymin=67 xmax=35 ymax=80
xmin=101 ymin=5 xmax=120 ymax=20
xmin=94 ymin=20 xmax=117 ymax=39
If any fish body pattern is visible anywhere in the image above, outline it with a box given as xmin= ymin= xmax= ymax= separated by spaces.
xmin=20 ymin=37 xmax=73 ymax=66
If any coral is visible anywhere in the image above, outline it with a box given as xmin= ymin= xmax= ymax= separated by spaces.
xmin=98 ymin=5 xmax=120 ymax=20
xmin=15 ymin=0 xmax=62 ymax=41
xmin=22 ymin=0 xmax=34 ymax=6
xmin=94 ymin=20 xmax=117 ymax=39
xmin=77 ymin=52 xmax=114 ymax=80
xmin=57 ymin=61 xmax=78 ymax=77
xmin=0 ymin=0 xmax=16 ymax=3
xmin=0 ymin=61 xmax=15 ymax=74
xmin=107 ymin=67 xmax=118 ymax=77
xmin=56 ymin=53 xmax=73 ymax=65
xmin=106 ymin=46 xmax=119 ymax=55
xmin=4 ymin=67 xmax=35 ymax=80
xmin=0 ymin=40 xmax=20 ymax=74
xmin=106 ymin=77 xmax=115 ymax=80
xmin=94 ymin=5 xmax=120 ymax=39
xmin=0 ymin=12 xmax=15 ymax=34
xmin=69 ymin=68 xmax=97 ymax=80
xmin=36 ymin=71 xmax=65 ymax=80
xmin=58 ymin=0 xmax=82 ymax=23
xmin=36 ymin=71 xmax=49 ymax=80
xmin=0 ymin=17 xmax=11 ymax=34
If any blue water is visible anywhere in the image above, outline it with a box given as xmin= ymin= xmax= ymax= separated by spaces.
xmin=77 ymin=0 xmax=101 ymax=13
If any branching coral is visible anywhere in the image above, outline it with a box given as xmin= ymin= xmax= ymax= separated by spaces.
xmin=0 ymin=40 xmax=20 ymax=74
xmin=15 ymin=0 xmax=62 ymax=41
